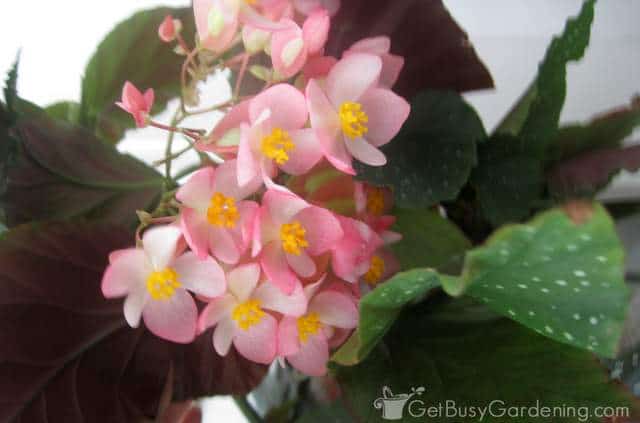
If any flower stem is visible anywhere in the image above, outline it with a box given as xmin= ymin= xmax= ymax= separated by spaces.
xmin=233 ymin=396 xmax=262 ymax=423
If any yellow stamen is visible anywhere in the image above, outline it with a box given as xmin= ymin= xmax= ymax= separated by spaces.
xmin=339 ymin=101 xmax=369 ymax=139
xmin=297 ymin=312 xmax=322 ymax=343
xmin=364 ymin=255 xmax=385 ymax=286
xmin=366 ymin=187 xmax=385 ymax=216
xmin=261 ymin=127 xmax=295 ymax=165
xmin=146 ymin=268 xmax=181 ymax=300
xmin=280 ymin=221 xmax=309 ymax=255
xmin=207 ymin=192 xmax=239 ymax=228
xmin=232 ymin=299 xmax=265 ymax=330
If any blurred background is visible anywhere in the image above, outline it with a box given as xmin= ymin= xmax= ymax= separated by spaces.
xmin=1 ymin=1 xmax=638 ymax=421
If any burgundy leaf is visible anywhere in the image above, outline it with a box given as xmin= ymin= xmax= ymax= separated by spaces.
xmin=0 ymin=223 xmax=266 ymax=423
xmin=325 ymin=0 xmax=494 ymax=98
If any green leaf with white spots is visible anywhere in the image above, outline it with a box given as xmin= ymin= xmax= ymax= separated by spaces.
xmin=332 ymin=269 xmax=440 ymax=366
xmin=447 ymin=202 xmax=628 ymax=357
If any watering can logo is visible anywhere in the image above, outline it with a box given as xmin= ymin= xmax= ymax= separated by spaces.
xmin=373 ymin=386 xmax=426 ymax=420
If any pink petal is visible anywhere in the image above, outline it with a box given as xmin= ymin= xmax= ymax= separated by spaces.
xmin=102 ymin=248 xmax=148 ymax=297
xmin=250 ymin=84 xmax=308 ymax=129
xmin=260 ymin=242 xmax=300 ymax=294
xmin=194 ymin=0 xmax=239 ymax=52
xmin=294 ymin=0 xmax=340 ymax=16
xmin=360 ymin=88 xmax=411 ymax=147
xmin=309 ymin=291 xmax=358 ymax=329
xmin=237 ymin=124 xmax=260 ymax=187
xmin=348 ymin=36 xmax=390 ymax=55
xmin=344 ymin=137 xmax=387 ymax=166
xmin=302 ymin=9 xmax=329 ymax=55
xmin=286 ymin=251 xmax=316 ymax=278
xmin=237 ymin=200 xmax=260 ymax=254
xmin=277 ymin=316 xmax=300 ymax=356
xmin=180 ymin=209 xmax=210 ymax=260
xmin=318 ymin=131 xmax=355 ymax=175
xmin=295 ymin=206 xmax=343 ymax=255
xmin=233 ymin=313 xmax=278 ymax=364
xmin=263 ymin=189 xmax=309 ymax=224
xmin=199 ymin=100 xmax=251 ymax=152
xmin=121 ymin=81 xmax=144 ymax=112
xmin=209 ymin=226 xmax=241 ymax=264
xmin=142 ymin=225 xmax=182 ymax=270
xmin=303 ymin=56 xmax=337 ymax=80
xmin=253 ymin=280 xmax=307 ymax=316
xmin=176 ymin=167 xmax=215 ymax=210
xmin=379 ymin=54 xmax=404 ymax=89
xmin=240 ymin=4 xmax=288 ymax=31
xmin=286 ymin=333 xmax=329 ymax=376
xmin=198 ymin=294 xmax=236 ymax=332
xmin=142 ymin=289 xmax=198 ymax=343
xmin=332 ymin=217 xmax=383 ymax=283
xmin=123 ymin=288 xmax=148 ymax=327
xmin=142 ymin=89 xmax=155 ymax=112
xmin=227 ymin=263 xmax=261 ymax=302
xmin=212 ymin=159 xmax=261 ymax=200
xmin=278 ymin=128 xmax=323 ymax=175
xmin=326 ymin=53 xmax=382 ymax=105
xmin=158 ymin=15 xmax=176 ymax=43
xmin=270 ymin=22 xmax=308 ymax=79
xmin=173 ymin=251 xmax=226 ymax=298
xmin=213 ymin=317 xmax=235 ymax=356
xmin=306 ymin=79 xmax=340 ymax=138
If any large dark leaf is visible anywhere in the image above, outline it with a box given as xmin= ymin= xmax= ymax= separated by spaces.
xmin=355 ymin=91 xmax=485 ymax=208
xmin=325 ymin=0 xmax=494 ymax=99
xmin=0 ymin=223 xmax=266 ymax=422
xmin=336 ymin=300 xmax=640 ymax=422
xmin=79 ymin=7 xmax=195 ymax=144
xmin=2 ymin=116 xmax=164 ymax=227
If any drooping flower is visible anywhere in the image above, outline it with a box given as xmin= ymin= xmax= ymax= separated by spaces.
xmin=101 ymin=226 xmax=226 ymax=343
xmin=270 ymin=10 xmax=330 ymax=78
xmin=176 ymin=160 xmax=261 ymax=265
xmin=306 ymin=53 xmax=411 ymax=174
xmin=198 ymin=263 xmax=307 ymax=364
xmin=238 ymin=84 xmax=323 ymax=187
xmin=278 ymin=283 xmax=358 ymax=376
xmin=115 ymin=81 xmax=154 ymax=128
xmin=253 ymin=189 xmax=343 ymax=294
xmin=331 ymin=216 xmax=383 ymax=283
xmin=344 ymin=36 xmax=405 ymax=89
xmin=158 ymin=15 xmax=182 ymax=43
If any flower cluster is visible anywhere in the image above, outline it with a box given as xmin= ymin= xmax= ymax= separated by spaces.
xmin=103 ymin=0 xmax=409 ymax=377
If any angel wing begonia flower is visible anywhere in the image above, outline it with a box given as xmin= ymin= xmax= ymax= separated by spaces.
xmin=345 ymin=36 xmax=405 ymax=89
xmin=238 ymin=84 xmax=323 ymax=187
xmin=176 ymin=160 xmax=261 ymax=265
xmin=306 ymin=53 xmax=411 ymax=174
xmin=198 ymin=263 xmax=307 ymax=364
xmin=253 ymin=189 xmax=343 ymax=294
xmin=278 ymin=283 xmax=358 ymax=376
xmin=354 ymin=182 xmax=402 ymax=245
xmin=331 ymin=216 xmax=383 ymax=283
xmin=116 ymin=81 xmax=154 ymax=128
xmin=102 ymin=226 xmax=226 ymax=343
xmin=158 ymin=15 xmax=182 ymax=43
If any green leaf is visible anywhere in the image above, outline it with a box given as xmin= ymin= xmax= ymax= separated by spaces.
xmin=79 ymin=7 xmax=195 ymax=144
xmin=332 ymin=269 xmax=440 ymax=366
xmin=447 ymin=202 xmax=628 ymax=357
xmin=355 ymin=91 xmax=485 ymax=208
xmin=2 ymin=115 xmax=164 ymax=227
xmin=45 ymin=101 xmax=81 ymax=124
xmin=471 ymin=134 xmax=543 ymax=225
xmin=336 ymin=301 xmax=639 ymax=423
xmin=3 ymin=53 xmax=19 ymax=116
xmin=390 ymin=208 xmax=470 ymax=272
xmin=496 ymin=0 xmax=596 ymax=157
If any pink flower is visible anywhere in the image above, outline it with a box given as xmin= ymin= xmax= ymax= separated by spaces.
xmin=253 ymin=189 xmax=343 ymax=294
xmin=331 ymin=216 xmax=384 ymax=283
xmin=293 ymin=0 xmax=341 ymax=16
xmin=354 ymin=182 xmax=402 ymax=245
xmin=176 ymin=160 xmax=261 ymax=265
xmin=158 ymin=15 xmax=182 ymax=43
xmin=115 ymin=81 xmax=154 ymax=128
xmin=101 ymin=226 xmax=226 ymax=343
xmin=198 ymin=263 xmax=308 ymax=364
xmin=238 ymin=84 xmax=323 ymax=187
xmin=196 ymin=100 xmax=251 ymax=155
xmin=278 ymin=283 xmax=358 ymax=376
xmin=270 ymin=10 xmax=329 ymax=78
xmin=358 ymin=248 xmax=401 ymax=295
xmin=306 ymin=53 xmax=411 ymax=174
xmin=345 ymin=36 xmax=405 ymax=89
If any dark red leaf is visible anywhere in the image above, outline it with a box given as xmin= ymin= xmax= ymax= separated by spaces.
xmin=0 ymin=223 xmax=267 ymax=423
xmin=325 ymin=0 xmax=494 ymax=98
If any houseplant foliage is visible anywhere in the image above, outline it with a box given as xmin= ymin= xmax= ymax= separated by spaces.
xmin=1 ymin=0 xmax=640 ymax=421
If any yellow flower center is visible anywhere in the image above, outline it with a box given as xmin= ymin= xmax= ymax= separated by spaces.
xmin=364 ymin=255 xmax=385 ymax=286
xmin=207 ymin=192 xmax=239 ymax=228
xmin=146 ymin=268 xmax=181 ymax=300
xmin=339 ymin=101 xmax=369 ymax=139
xmin=297 ymin=312 xmax=322 ymax=343
xmin=261 ymin=127 xmax=295 ymax=165
xmin=280 ymin=221 xmax=309 ymax=255
xmin=366 ymin=187 xmax=385 ymax=216
xmin=232 ymin=299 xmax=265 ymax=330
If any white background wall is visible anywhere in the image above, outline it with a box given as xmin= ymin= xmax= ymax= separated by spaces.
xmin=1 ymin=1 xmax=639 ymax=421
